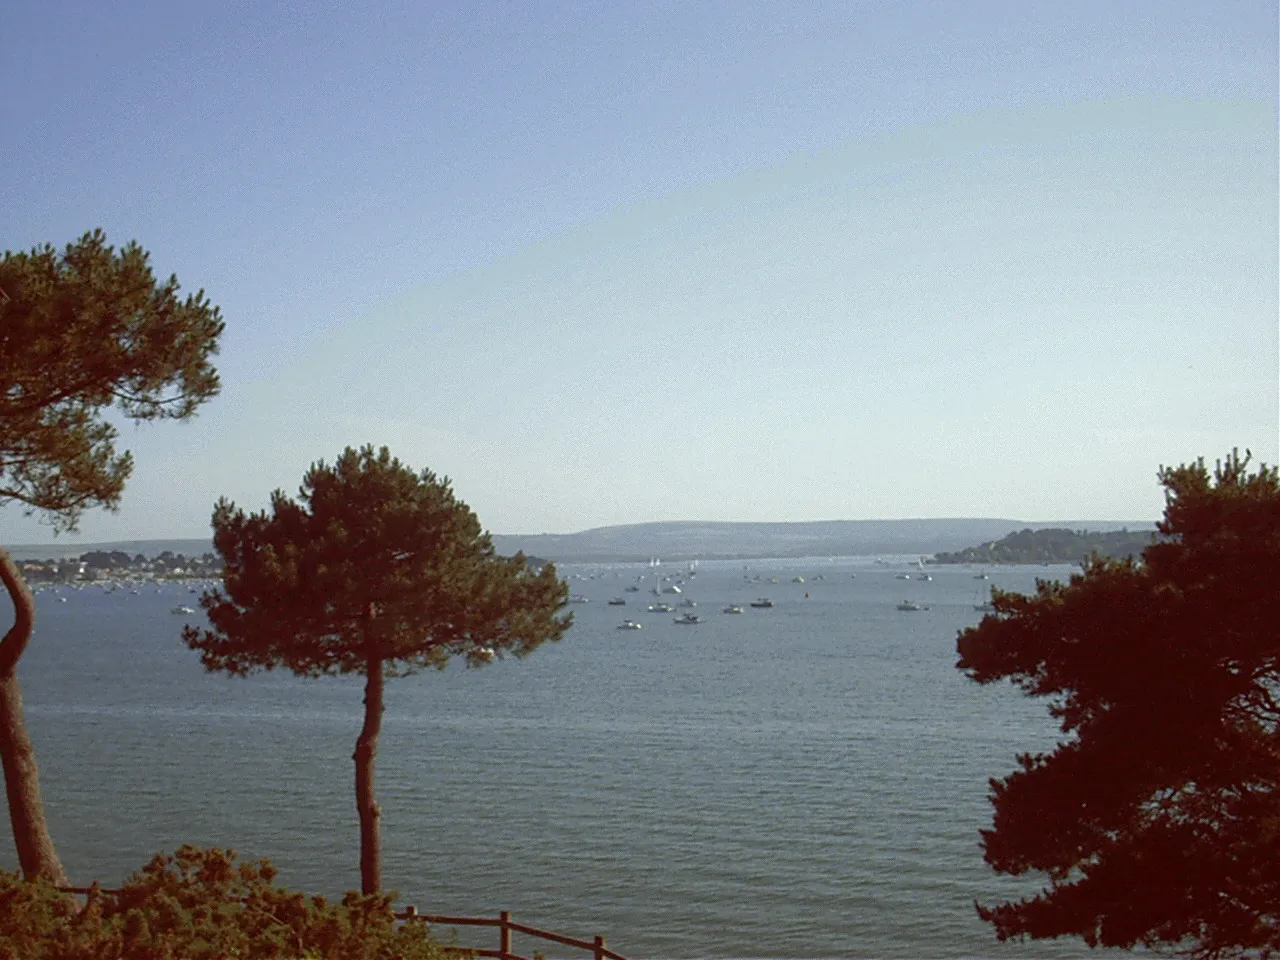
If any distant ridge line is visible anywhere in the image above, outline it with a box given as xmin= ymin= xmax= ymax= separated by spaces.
xmin=4 ymin=519 xmax=1155 ymax=565
xmin=490 ymin=518 xmax=1155 ymax=563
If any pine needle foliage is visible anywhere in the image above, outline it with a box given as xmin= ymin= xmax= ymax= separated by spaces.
xmin=0 ymin=229 xmax=223 ymax=885
xmin=184 ymin=445 xmax=571 ymax=892
xmin=0 ymin=229 xmax=223 ymax=531
xmin=957 ymin=451 xmax=1280 ymax=959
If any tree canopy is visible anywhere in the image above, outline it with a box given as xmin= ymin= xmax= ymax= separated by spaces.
xmin=1 ymin=229 xmax=223 ymax=531
xmin=0 ymin=230 xmax=224 ymax=885
xmin=956 ymin=451 xmax=1280 ymax=958
xmin=184 ymin=445 xmax=571 ymax=893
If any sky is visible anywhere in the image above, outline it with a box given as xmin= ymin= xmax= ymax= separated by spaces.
xmin=2 ymin=0 xmax=1277 ymax=544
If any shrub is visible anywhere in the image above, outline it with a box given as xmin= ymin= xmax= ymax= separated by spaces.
xmin=0 ymin=845 xmax=457 ymax=960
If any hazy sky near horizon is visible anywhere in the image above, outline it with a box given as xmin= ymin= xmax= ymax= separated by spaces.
xmin=3 ymin=1 xmax=1277 ymax=545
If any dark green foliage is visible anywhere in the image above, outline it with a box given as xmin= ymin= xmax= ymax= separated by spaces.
xmin=0 ymin=845 xmax=454 ymax=960
xmin=935 ymin=527 xmax=1157 ymax=565
xmin=0 ymin=229 xmax=223 ymax=531
xmin=184 ymin=445 xmax=571 ymax=678
xmin=81 ymin=550 xmax=133 ymax=570
xmin=957 ymin=451 xmax=1280 ymax=958
xmin=0 ymin=230 xmax=222 ymax=886
xmin=184 ymin=445 xmax=571 ymax=892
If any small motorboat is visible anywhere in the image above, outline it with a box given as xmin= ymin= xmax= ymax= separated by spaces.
xmin=749 ymin=598 xmax=774 ymax=608
xmin=608 ymin=597 xmax=627 ymax=606
xmin=616 ymin=620 xmax=642 ymax=630
xmin=722 ymin=605 xmax=744 ymax=614
xmin=673 ymin=613 xmax=703 ymax=625
xmin=896 ymin=600 xmax=927 ymax=611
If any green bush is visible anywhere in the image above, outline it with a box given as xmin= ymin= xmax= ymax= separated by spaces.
xmin=0 ymin=845 xmax=458 ymax=960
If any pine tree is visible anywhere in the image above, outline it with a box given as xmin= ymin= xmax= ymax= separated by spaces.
xmin=957 ymin=451 xmax=1280 ymax=958
xmin=184 ymin=445 xmax=571 ymax=893
xmin=0 ymin=230 xmax=223 ymax=882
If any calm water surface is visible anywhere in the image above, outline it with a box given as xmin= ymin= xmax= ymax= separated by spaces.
xmin=8 ymin=558 xmax=1101 ymax=958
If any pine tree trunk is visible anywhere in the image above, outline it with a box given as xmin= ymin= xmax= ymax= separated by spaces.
xmin=354 ymin=606 xmax=384 ymax=895
xmin=0 ymin=548 xmax=68 ymax=885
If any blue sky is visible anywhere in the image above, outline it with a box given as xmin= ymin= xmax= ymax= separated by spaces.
xmin=3 ymin=0 xmax=1277 ymax=543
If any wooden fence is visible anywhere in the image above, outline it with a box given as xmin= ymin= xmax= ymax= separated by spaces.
xmin=398 ymin=908 xmax=629 ymax=960
xmin=57 ymin=889 xmax=628 ymax=960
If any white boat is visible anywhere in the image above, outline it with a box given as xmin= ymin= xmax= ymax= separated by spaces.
xmin=673 ymin=613 xmax=703 ymax=625
xmin=616 ymin=620 xmax=642 ymax=630
xmin=792 ymin=576 xmax=805 ymax=583
xmin=662 ymin=583 xmax=682 ymax=594
xmin=722 ymin=605 xmax=744 ymax=614
xmin=896 ymin=600 xmax=927 ymax=611
xmin=568 ymin=595 xmax=589 ymax=603
xmin=647 ymin=602 xmax=674 ymax=613
xmin=678 ymin=598 xmax=697 ymax=608
xmin=170 ymin=605 xmax=196 ymax=615
xmin=916 ymin=573 xmax=932 ymax=582
xmin=895 ymin=573 xmax=911 ymax=580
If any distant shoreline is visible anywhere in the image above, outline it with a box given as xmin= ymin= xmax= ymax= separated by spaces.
xmin=3 ymin=517 xmax=1156 ymax=565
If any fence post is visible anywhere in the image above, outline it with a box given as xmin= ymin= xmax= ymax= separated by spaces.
xmin=499 ymin=910 xmax=511 ymax=959
xmin=594 ymin=935 xmax=606 ymax=960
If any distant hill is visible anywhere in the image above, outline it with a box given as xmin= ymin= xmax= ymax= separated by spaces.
xmin=5 ymin=519 xmax=1156 ymax=565
xmin=489 ymin=519 xmax=1156 ymax=563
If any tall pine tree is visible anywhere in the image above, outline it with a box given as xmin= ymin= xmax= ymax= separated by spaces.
xmin=958 ymin=451 xmax=1280 ymax=958
xmin=184 ymin=445 xmax=571 ymax=894
xmin=0 ymin=230 xmax=223 ymax=882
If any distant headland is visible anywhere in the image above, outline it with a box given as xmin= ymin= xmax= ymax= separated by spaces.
xmin=932 ymin=526 xmax=1158 ymax=565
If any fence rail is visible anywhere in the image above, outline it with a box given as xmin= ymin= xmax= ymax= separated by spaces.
xmin=55 ymin=889 xmax=628 ymax=960
xmin=399 ymin=908 xmax=628 ymax=960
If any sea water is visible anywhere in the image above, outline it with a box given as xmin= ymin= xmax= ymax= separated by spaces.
xmin=6 ymin=559 xmax=1104 ymax=958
